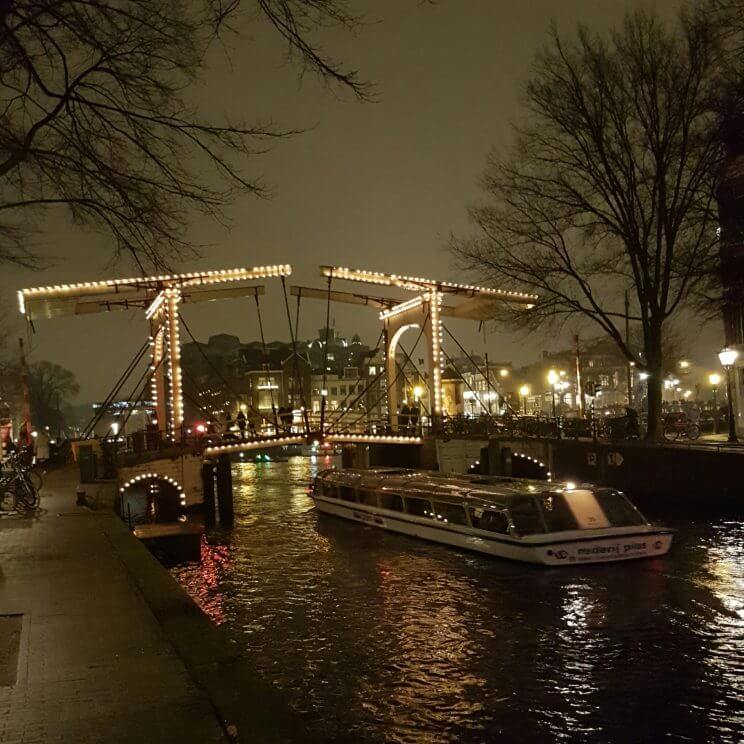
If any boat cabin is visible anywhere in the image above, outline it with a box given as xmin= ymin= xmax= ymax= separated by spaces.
xmin=313 ymin=468 xmax=649 ymax=537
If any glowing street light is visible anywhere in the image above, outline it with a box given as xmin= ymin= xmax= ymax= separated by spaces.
xmin=719 ymin=347 xmax=738 ymax=368
xmin=718 ymin=348 xmax=739 ymax=443
xmin=547 ymin=369 xmax=559 ymax=418
xmin=519 ymin=384 xmax=530 ymax=414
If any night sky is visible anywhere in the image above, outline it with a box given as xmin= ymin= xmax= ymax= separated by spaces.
xmin=3 ymin=0 xmax=720 ymax=401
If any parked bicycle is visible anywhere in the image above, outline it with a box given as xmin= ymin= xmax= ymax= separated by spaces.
xmin=1 ymin=452 xmax=41 ymax=512
xmin=663 ymin=411 xmax=700 ymax=441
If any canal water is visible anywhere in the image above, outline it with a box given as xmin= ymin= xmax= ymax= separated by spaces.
xmin=171 ymin=457 xmax=744 ymax=743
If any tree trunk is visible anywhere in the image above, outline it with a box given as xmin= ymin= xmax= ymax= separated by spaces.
xmin=644 ymin=321 xmax=664 ymax=441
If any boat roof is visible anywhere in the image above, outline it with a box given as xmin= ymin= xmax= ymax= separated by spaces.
xmin=317 ymin=467 xmax=566 ymax=509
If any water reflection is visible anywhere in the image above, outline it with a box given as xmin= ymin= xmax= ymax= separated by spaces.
xmin=171 ymin=457 xmax=744 ymax=743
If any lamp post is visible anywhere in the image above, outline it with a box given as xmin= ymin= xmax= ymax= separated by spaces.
xmin=718 ymin=348 xmax=739 ymax=443
xmin=519 ymin=385 xmax=530 ymax=415
xmin=709 ymin=372 xmax=721 ymax=434
xmin=547 ymin=369 xmax=558 ymax=418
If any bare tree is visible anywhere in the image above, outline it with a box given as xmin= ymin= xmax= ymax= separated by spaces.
xmin=0 ymin=0 xmax=370 ymax=271
xmin=452 ymin=8 xmax=725 ymax=439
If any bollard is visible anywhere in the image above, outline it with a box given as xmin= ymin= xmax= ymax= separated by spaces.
xmin=215 ymin=454 xmax=234 ymax=528
xmin=202 ymin=462 xmax=216 ymax=527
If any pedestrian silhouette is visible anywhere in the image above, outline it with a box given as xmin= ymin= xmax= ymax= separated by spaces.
xmin=236 ymin=410 xmax=247 ymax=440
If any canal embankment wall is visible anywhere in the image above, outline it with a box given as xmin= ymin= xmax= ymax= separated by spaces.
xmin=365 ymin=437 xmax=744 ymax=504
xmin=491 ymin=438 xmax=744 ymax=502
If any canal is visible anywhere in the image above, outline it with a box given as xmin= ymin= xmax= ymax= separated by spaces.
xmin=171 ymin=457 xmax=743 ymax=743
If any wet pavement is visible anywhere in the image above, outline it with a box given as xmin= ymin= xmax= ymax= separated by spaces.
xmin=172 ymin=457 xmax=744 ymax=743
xmin=0 ymin=467 xmax=227 ymax=744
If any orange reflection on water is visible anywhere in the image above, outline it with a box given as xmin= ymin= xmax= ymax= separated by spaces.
xmin=176 ymin=535 xmax=231 ymax=625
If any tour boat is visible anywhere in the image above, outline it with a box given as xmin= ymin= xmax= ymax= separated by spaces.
xmin=310 ymin=468 xmax=673 ymax=566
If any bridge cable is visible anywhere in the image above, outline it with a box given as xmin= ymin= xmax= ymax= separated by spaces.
xmin=113 ymin=355 xmax=166 ymax=437
xmin=82 ymin=339 xmax=151 ymax=438
xmin=439 ymin=345 xmax=498 ymax=423
xmin=442 ymin=324 xmax=518 ymax=416
xmin=390 ymin=344 xmax=433 ymax=417
xmin=325 ymin=365 xmax=388 ymax=434
xmin=280 ymin=276 xmax=311 ymax=436
xmin=323 ymin=328 xmax=427 ymax=430
xmin=331 ymin=330 xmax=428 ymax=435
xmin=84 ymin=338 xmax=149 ymax=437
xmin=331 ymin=341 xmax=433 ymax=435
xmin=180 ymin=367 xmax=233 ymax=421
xmin=329 ymin=313 xmax=429 ymax=434
xmin=253 ymin=292 xmax=280 ymax=433
xmin=338 ymin=313 xmax=429 ymax=431
xmin=323 ymin=327 xmax=385 ymax=427
xmin=178 ymin=312 xmax=276 ymax=428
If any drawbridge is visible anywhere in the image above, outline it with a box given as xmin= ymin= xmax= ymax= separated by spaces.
xmin=18 ymin=263 xmax=537 ymax=459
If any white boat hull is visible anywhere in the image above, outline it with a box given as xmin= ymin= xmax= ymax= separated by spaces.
xmin=313 ymin=495 xmax=673 ymax=566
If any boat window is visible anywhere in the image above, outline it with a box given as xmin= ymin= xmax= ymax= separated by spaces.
xmin=469 ymin=508 xmax=509 ymax=534
xmin=405 ymin=497 xmax=434 ymax=519
xmin=433 ymin=501 xmax=468 ymax=526
xmin=379 ymin=493 xmax=403 ymax=512
xmin=357 ymin=490 xmax=378 ymax=507
xmin=537 ymin=494 xmax=579 ymax=532
xmin=339 ymin=486 xmax=357 ymax=502
xmin=594 ymin=489 xmax=647 ymax=527
xmin=322 ymin=482 xmax=337 ymax=498
xmin=562 ymin=490 xmax=610 ymax=529
xmin=508 ymin=496 xmax=545 ymax=535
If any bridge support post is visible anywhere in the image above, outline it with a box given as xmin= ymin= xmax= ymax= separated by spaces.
xmin=216 ymin=454 xmax=234 ymax=528
xmin=342 ymin=444 xmax=370 ymax=469
xmin=487 ymin=440 xmax=512 ymax=476
xmin=202 ymin=462 xmax=216 ymax=527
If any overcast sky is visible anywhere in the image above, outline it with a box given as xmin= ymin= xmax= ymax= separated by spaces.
xmin=2 ymin=0 xmax=722 ymax=401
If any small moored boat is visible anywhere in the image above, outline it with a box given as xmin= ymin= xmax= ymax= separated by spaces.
xmin=311 ymin=468 xmax=673 ymax=565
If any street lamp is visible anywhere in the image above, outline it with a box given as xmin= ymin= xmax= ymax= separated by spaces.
xmin=709 ymin=372 xmax=721 ymax=434
xmin=718 ymin=348 xmax=739 ymax=443
xmin=547 ymin=369 xmax=559 ymax=418
xmin=519 ymin=384 xmax=530 ymax=414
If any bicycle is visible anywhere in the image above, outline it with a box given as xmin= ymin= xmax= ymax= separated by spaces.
xmin=1 ymin=453 xmax=40 ymax=512
xmin=663 ymin=412 xmax=700 ymax=441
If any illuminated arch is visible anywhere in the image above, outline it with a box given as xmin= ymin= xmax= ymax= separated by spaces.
xmin=387 ymin=323 xmax=420 ymax=361
xmin=119 ymin=471 xmax=187 ymax=508
xmin=510 ymin=452 xmax=550 ymax=480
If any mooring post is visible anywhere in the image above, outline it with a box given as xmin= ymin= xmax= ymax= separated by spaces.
xmin=202 ymin=461 xmax=216 ymax=527
xmin=216 ymin=454 xmax=234 ymax=528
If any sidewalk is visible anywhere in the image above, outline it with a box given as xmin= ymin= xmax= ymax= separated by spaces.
xmin=0 ymin=467 xmax=302 ymax=744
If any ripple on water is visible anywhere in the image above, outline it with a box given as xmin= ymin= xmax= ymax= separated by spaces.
xmin=171 ymin=458 xmax=744 ymax=743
